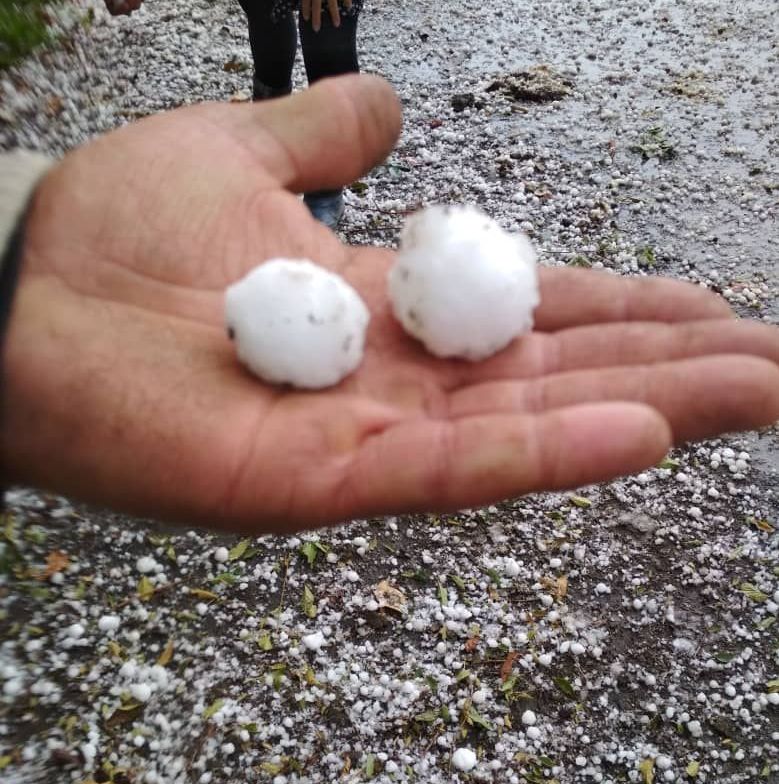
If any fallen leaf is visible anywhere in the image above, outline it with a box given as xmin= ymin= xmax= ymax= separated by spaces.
xmin=105 ymin=703 xmax=143 ymax=729
xmin=157 ymin=639 xmax=174 ymax=667
xmin=137 ymin=576 xmax=155 ymax=601
xmin=639 ymin=758 xmax=655 ymax=784
xmin=500 ymin=651 xmax=518 ymax=682
xmin=569 ymin=495 xmax=592 ymax=508
xmin=738 ymin=582 xmax=768 ymax=602
xmin=302 ymin=585 xmax=317 ymax=619
xmin=189 ymin=588 xmax=219 ymax=601
xmin=35 ymin=550 xmax=69 ymax=581
xmin=373 ymin=579 xmax=407 ymax=615
xmin=553 ymin=676 xmax=576 ymax=699
xmin=228 ymin=540 xmax=250 ymax=561
xmin=555 ymin=575 xmax=569 ymax=600
xmin=203 ymin=698 xmax=224 ymax=719
xmin=686 ymin=760 xmax=700 ymax=777
xmin=464 ymin=635 xmax=480 ymax=653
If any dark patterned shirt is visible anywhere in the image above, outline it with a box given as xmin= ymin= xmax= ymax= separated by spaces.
xmin=270 ymin=0 xmax=362 ymax=22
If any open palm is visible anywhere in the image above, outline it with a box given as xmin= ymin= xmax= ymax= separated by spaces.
xmin=5 ymin=76 xmax=778 ymax=532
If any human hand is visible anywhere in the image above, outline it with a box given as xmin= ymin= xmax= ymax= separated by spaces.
xmin=103 ymin=0 xmax=143 ymax=16
xmin=301 ymin=0 xmax=353 ymax=31
xmin=3 ymin=75 xmax=778 ymax=533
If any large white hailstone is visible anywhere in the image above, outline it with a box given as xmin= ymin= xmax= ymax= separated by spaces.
xmin=388 ymin=205 xmax=539 ymax=360
xmin=451 ymin=747 xmax=478 ymax=772
xmin=225 ymin=259 xmax=370 ymax=389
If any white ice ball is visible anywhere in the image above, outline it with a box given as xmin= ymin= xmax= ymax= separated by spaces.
xmin=388 ymin=205 xmax=539 ymax=360
xmin=451 ymin=747 xmax=478 ymax=772
xmin=225 ymin=259 xmax=370 ymax=390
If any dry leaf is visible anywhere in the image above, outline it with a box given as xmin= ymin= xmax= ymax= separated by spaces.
xmin=189 ymin=588 xmax=219 ymax=601
xmin=373 ymin=579 xmax=407 ymax=615
xmin=464 ymin=635 xmax=480 ymax=653
xmin=105 ymin=703 xmax=143 ymax=729
xmin=555 ymin=575 xmax=569 ymax=600
xmin=500 ymin=651 xmax=518 ymax=682
xmin=157 ymin=638 xmax=174 ymax=667
xmin=36 ymin=550 xmax=69 ymax=581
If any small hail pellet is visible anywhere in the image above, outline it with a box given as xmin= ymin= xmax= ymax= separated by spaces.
xmin=225 ymin=259 xmax=369 ymax=389
xmin=388 ymin=205 xmax=540 ymax=360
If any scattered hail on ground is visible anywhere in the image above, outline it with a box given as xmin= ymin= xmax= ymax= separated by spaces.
xmin=0 ymin=0 xmax=777 ymax=783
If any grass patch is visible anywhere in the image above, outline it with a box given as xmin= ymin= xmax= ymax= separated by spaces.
xmin=0 ymin=1 xmax=62 ymax=70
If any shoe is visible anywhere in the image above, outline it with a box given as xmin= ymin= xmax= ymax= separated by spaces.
xmin=252 ymin=78 xmax=292 ymax=101
xmin=304 ymin=190 xmax=345 ymax=230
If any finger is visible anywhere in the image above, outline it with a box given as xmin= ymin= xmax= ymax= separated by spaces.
xmin=535 ymin=268 xmax=733 ymax=331
xmin=339 ymin=403 xmax=671 ymax=517
xmin=460 ymin=319 xmax=779 ymax=383
xmin=450 ymin=356 xmax=779 ymax=443
xmin=329 ymin=0 xmax=341 ymax=25
xmin=222 ymin=74 xmax=402 ymax=193
xmin=344 ymin=0 xmax=353 ymax=7
xmin=301 ymin=0 xmax=311 ymax=21
xmin=312 ymin=0 xmax=321 ymax=31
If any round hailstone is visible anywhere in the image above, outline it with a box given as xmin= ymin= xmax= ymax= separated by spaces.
xmin=451 ymin=747 xmax=478 ymax=772
xmin=225 ymin=259 xmax=370 ymax=390
xmin=388 ymin=205 xmax=539 ymax=361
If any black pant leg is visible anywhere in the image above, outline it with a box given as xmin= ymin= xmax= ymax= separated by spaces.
xmin=236 ymin=0 xmax=297 ymax=98
xmin=298 ymin=8 xmax=360 ymax=85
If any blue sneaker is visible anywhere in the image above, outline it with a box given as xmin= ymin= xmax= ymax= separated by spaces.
xmin=304 ymin=190 xmax=345 ymax=230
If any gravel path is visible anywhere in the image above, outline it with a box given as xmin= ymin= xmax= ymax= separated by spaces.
xmin=1 ymin=2 xmax=777 ymax=783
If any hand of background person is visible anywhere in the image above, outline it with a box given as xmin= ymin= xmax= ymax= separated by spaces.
xmin=103 ymin=0 xmax=143 ymax=16
xmin=3 ymin=75 xmax=778 ymax=533
xmin=301 ymin=0 xmax=353 ymax=31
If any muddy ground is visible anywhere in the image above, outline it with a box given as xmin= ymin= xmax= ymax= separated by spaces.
xmin=0 ymin=1 xmax=777 ymax=782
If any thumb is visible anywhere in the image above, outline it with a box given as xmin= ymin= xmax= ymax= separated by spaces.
xmin=225 ymin=74 xmax=402 ymax=193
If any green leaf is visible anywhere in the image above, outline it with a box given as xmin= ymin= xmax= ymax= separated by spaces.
xmin=228 ymin=540 xmax=251 ymax=562
xmin=569 ymin=495 xmax=592 ymax=508
xmin=137 ymin=576 xmax=155 ymax=602
xmin=203 ymin=698 xmax=224 ymax=719
xmin=0 ymin=755 xmax=12 ymax=770
xmin=437 ymin=582 xmax=448 ymax=606
xmin=365 ymin=753 xmax=376 ymax=778
xmin=241 ymin=722 xmax=258 ymax=733
xmin=455 ymin=669 xmax=471 ymax=682
xmin=756 ymin=617 xmax=775 ymax=631
xmin=300 ymin=541 xmax=319 ymax=567
xmin=465 ymin=705 xmax=492 ymax=731
xmin=500 ymin=673 xmax=519 ymax=694
xmin=553 ymin=676 xmax=577 ymax=699
xmin=451 ymin=574 xmax=466 ymax=591
xmin=440 ymin=705 xmax=452 ymax=723
xmin=657 ymin=456 xmax=681 ymax=470
xmin=302 ymin=585 xmax=317 ymax=619
xmin=211 ymin=572 xmax=238 ymax=586
xmin=686 ymin=760 xmax=700 ymax=777
xmin=738 ymin=582 xmax=769 ymax=602
xmin=257 ymin=633 xmax=273 ymax=651
xmin=485 ymin=568 xmax=502 ymax=585
xmin=166 ymin=545 xmax=177 ymax=563
xmin=715 ymin=651 xmax=736 ymax=664
xmin=414 ymin=710 xmax=438 ymax=723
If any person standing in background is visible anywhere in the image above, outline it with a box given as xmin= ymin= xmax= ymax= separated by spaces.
xmin=104 ymin=0 xmax=362 ymax=229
